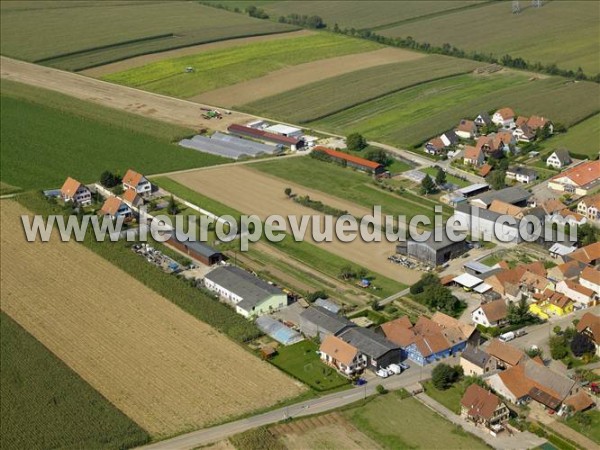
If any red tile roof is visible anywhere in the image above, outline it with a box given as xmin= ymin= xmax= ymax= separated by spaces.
xmin=479 ymin=164 xmax=492 ymax=177
xmin=461 ymin=384 xmax=503 ymax=421
xmin=319 ymin=335 xmax=358 ymax=366
xmin=495 ymin=108 xmax=515 ymax=120
xmin=564 ymin=391 xmax=595 ymax=412
xmin=480 ymin=299 xmax=508 ymax=323
xmin=457 ymin=119 xmax=476 ymax=133
xmin=122 ymin=189 xmax=141 ymax=205
xmin=122 ymin=169 xmax=145 ymax=188
xmin=576 ymin=312 xmax=600 ymax=344
xmin=464 ymin=145 xmax=482 ymax=160
xmin=313 ymin=146 xmax=382 ymax=170
xmin=60 ymin=177 xmax=83 ymax=197
xmin=569 ymin=242 xmax=600 ymax=265
xmin=550 ymin=161 xmax=600 ymax=188
xmin=228 ymin=124 xmax=301 ymax=145
xmin=486 ymin=340 xmax=525 ymax=366
xmin=100 ymin=196 xmax=125 ymax=216
xmin=580 ymin=266 xmax=599 ymax=285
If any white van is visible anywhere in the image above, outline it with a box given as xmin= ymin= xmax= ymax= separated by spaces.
xmin=498 ymin=331 xmax=515 ymax=343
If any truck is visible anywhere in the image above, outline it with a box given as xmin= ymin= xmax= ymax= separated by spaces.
xmin=498 ymin=331 xmax=515 ymax=343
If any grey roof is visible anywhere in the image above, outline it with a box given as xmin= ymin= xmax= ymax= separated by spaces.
xmin=169 ymin=234 xmax=220 ymax=258
xmin=507 ymin=166 xmax=537 ymax=177
xmin=205 ymin=266 xmax=283 ymax=311
xmin=461 ymin=346 xmax=491 ymax=368
xmin=255 ymin=316 xmax=303 ymax=346
xmin=314 ymin=298 xmax=341 ymax=314
xmin=443 ymin=130 xmax=459 ymax=145
xmin=300 ymin=306 xmax=353 ymax=334
xmin=522 ymin=359 xmax=575 ymax=400
xmin=456 ymin=203 xmax=545 ymax=226
xmin=471 ymin=186 xmax=532 ymax=208
xmin=408 ymin=226 xmax=467 ymax=251
xmin=464 ymin=261 xmax=494 ymax=274
xmin=457 ymin=183 xmax=490 ymax=196
xmin=179 ymin=133 xmax=279 ymax=160
xmin=550 ymin=149 xmax=571 ymax=164
xmin=475 ymin=112 xmax=491 ymax=124
xmin=338 ymin=327 xmax=399 ymax=359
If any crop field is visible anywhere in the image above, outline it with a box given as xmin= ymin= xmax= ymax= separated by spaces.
xmin=240 ymin=54 xmax=481 ymax=123
xmin=0 ymin=200 xmax=305 ymax=437
xmin=104 ymin=33 xmax=381 ymax=98
xmin=310 ymin=73 xmax=600 ymax=149
xmin=0 ymin=80 xmax=227 ymax=191
xmin=380 ymin=1 xmax=600 ymax=75
xmin=0 ymin=1 xmax=295 ymax=71
xmin=542 ymin=114 xmax=600 ymax=159
xmin=0 ymin=312 xmax=149 ymax=450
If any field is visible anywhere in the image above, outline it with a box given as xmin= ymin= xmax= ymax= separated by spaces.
xmin=0 ymin=312 xmax=149 ymax=449
xmin=565 ymin=410 xmax=600 ymax=445
xmin=0 ymin=1 xmax=295 ymax=71
xmin=422 ymin=380 xmax=467 ymax=414
xmin=104 ymin=33 xmax=382 ymax=98
xmin=542 ymin=114 xmax=600 ymax=159
xmin=270 ymin=341 xmax=349 ymax=391
xmin=0 ymin=200 xmax=305 ymax=437
xmin=380 ymin=1 xmax=600 ymax=75
xmin=310 ymin=73 xmax=600 ymax=148
xmin=0 ymin=80 xmax=227 ymax=191
xmin=240 ymin=54 xmax=481 ymax=123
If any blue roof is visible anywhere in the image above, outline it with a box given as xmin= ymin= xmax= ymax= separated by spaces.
xmin=255 ymin=316 xmax=303 ymax=346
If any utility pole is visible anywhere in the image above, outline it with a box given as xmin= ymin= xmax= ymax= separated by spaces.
xmin=512 ymin=0 xmax=521 ymax=14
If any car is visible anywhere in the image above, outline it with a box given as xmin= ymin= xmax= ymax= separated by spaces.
xmin=354 ymin=378 xmax=367 ymax=386
xmin=387 ymin=364 xmax=402 ymax=375
xmin=376 ymin=368 xmax=389 ymax=378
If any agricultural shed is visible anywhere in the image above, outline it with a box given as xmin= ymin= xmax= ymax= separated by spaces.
xmin=255 ymin=316 xmax=303 ymax=346
xmin=299 ymin=305 xmax=354 ymax=341
xmin=166 ymin=235 xmax=222 ymax=266
xmin=463 ymin=261 xmax=495 ymax=276
xmin=396 ymin=227 xmax=468 ymax=266
xmin=313 ymin=146 xmax=385 ymax=175
xmin=453 ymin=273 xmax=483 ymax=289
xmin=264 ymin=124 xmax=303 ymax=137
xmin=314 ymin=298 xmax=341 ymax=314
xmin=228 ymin=124 xmax=304 ymax=150
xmin=456 ymin=183 xmax=490 ymax=198
xmin=179 ymin=133 xmax=280 ymax=160
xmin=474 ymin=283 xmax=493 ymax=294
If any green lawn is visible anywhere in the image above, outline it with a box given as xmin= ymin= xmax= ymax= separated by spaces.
xmin=345 ymin=394 xmax=488 ymax=449
xmin=565 ymin=410 xmax=600 ymax=445
xmin=270 ymin=341 xmax=349 ymax=391
xmin=542 ymin=114 xmax=600 ymax=159
xmin=310 ymin=73 xmax=600 ymax=149
xmin=423 ymin=380 xmax=467 ymax=414
xmin=0 ymin=312 xmax=149 ymax=449
xmin=104 ymin=33 xmax=381 ymax=98
xmin=0 ymin=81 xmax=228 ymax=191
xmin=0 ymin=1 xmax=295 ymax=70
xmin=421 ymin=166 xmax=470 ymax=188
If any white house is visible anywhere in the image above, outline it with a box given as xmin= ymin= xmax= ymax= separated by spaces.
xmin=60 ymin=177 xmax=92 ymax=206
xmin=577 ymin=194 xmax=600 ymax=223
xmin=441 ymin=130 xmax=459 ymax=147
xmin=318 ymin=335 xmax=366 ymax=376
xmin=579 ymin=266 xmax=600 ymax=296
xmin=474 ymin=112 xmax=492 ymax=128
xmin=122 ymin=169 xmax=152 ymax=196
xmin=471 ymin=299 xmax=508 ymax=328
xmin=99 ymin=196 xmax=132 ymax=219
xmin=492 ymin=108 xmax=515 ymax=128
xmin=548 ymin=161 xmax=600 ymax=196
xmin=456 ymin=120 xmax=477 ymax=139
xmin=546 ymin=149 xmax=572 ymax=169
xmin=506 ymin=166 xmax=538 ymax=184
xmin=463 ymin=145 xmax=485 ymax=167
xmin=556 ymin=279 xmax=595 ymax=307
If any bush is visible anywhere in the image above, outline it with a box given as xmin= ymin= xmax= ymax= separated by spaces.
xmin=305 ymin=291 xmax=328 ymax=303
xmin=571 ymin=332 xmax=595 ymax=357
xmin=431 ymin=363 xmax=462 ymax=390
xmin=376 ymin=384 xmax=388 ymax=395
xmin=346 ymin=133 xmax=367 ymax=151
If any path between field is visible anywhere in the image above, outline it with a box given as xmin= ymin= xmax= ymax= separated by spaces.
xmin=193 ymin=47 xmax=425 ymax=107
xmin=81 ymin=30 xmax=315 ymax=77
xmin=530 ymin=403 xmax=598 ymax=450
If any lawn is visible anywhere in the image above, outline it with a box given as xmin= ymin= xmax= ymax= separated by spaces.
xmin=240 ymin=54 xmax=480 ymax=123
xmin=0 ymin=81 xmax=228 ymax=191
xmin=380 ymin=1 xmax=600 ymax=75
xmin=565 ymin=410 xmax=600 ymax=445
xmin=542 ymin=114 xmax=600 ymax=159
xmin=104 ymin=33 xmax=381 ymax=98
xmin=345 ymin=394 xmax=488 ymax=449
xmin=421 ymin=166 xmax=470 ymax=188
xmin=310 ymin=73 xmax=600 ymax=149
xmin=423 ymin=380 xmax=467 ymax=414
xmin=270 ymin=341 xmax=349 ymax=391
xmin=0 ymin=312 xmax=149 ymax=449
xmin=0 ymin=1 xmax=295 ymax=70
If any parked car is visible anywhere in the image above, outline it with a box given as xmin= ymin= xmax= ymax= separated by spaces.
xmin=499 ymin=331 xmax=515 ymax=342
xmin=376 ymin=368 xmax=389 ymax=378
xmin=387 ymin=364 xmax=402 ymax=375
xmin=354 ymin=378 xmax=367 ymax=386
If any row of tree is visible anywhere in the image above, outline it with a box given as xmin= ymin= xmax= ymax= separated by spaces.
xmin=410 ymin=273 xmax=465 ymax=317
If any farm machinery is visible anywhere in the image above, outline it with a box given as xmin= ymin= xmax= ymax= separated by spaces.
xmin=201 ymin=107 xmax=222 ymax=120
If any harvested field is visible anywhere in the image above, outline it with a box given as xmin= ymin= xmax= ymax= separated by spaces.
xmin=169 ymin=165 xmax=416 ymax=284
xmin=195 ymin=47 xmax=425 ymax=107
xmin=0 ymin=200 xmax=304 ymax=437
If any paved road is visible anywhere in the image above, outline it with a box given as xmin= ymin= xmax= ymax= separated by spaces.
xmin=379 ymin=288 xmax=410 ymax=305
xmin=139 ymin=364 xmax=433 ymax=450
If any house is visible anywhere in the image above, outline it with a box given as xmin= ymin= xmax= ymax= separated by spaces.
xmin=579 ymin=266 xmax=600 ymax=295
xmin=471 ymin=299 xmax=508 ymax=328
xmin=494 ymin=130 xmax=516 ymax=152
xmin=486 ymin=339 xmax=525 ymax=369
xmin=474 ymin=112 xmax=492 ymax=128
xmin=540 ymin=198 xmax=568 ymax=216
xmin=527 ymin=116 xmax=553 ymax=134
xmin=122 ymin=169 xmax=152 ymax=196
xmin=519 ymin=270 xmax=553 ymax=297
xmin=556 ymin=279 xmax=595 ymax=307
xmin=548 ymin=243 xmax=577 ymax=263
xmin=529 ymin=289 xmax=573 ymax=319
xmin=424 ymin=137 xmax=447 ymax=155
xmin=460 ymin=346 xmax=495 ymax=376
xmin=548 ymin=161 xmax=600 ymax=196
xmin=60 ymin=177 xmax=92 ymax=206
xmin=122 ymin=188 xmax=144 ymax=208
xmin=492 ymin=108 xmax=515 ymax=128
xmin=463 ymin=146 xmax=485 ymax=167
xmin=456 ymin=119 xmax=477 ymax=139
xmin=203 ymin=266 xmax=287 ymax=318
xmin=567 ymin=242 xmax=600 ymax=267
xmin=548 ymin=208 xmax=587 ymax=228
xmin=576 ymin=312 xmax=600 ymax=357
xmin=441 ymin=130 xmax=459 ymax=147
xmin=336 ymin=327 xmax=401 ymax=371
xmin=299 ymin=305 xmax=354 ymax=340
xmin=513 ymin=124 xmax=536 ymax=143
xmin=547 ymin=260 xmax=586 ymax=282
xmin=506 ymin=166 xmax=537 ymax=184
xmin=99 ymin=196 xmax=131 ymax=219
xmin=483 ymin=261 xmax=547 ymax=299
xmin=563 ymin=391 xmax=595 ymax=414
xmin=228 ymin=124 xmax=304 ymax=150
xmin=460 ymin=384 xmax=509 ymax=432
xmin=475 ymin=135 xmax=500 ymax=158
xmin=479 ymin=163 xmax=492 ymax=177
xmin=318 ymin=335 xmax=366 ymax=376
xmin=470 ymin=186 xmax=532 ymax=209
xmin=395 ymin=227 xmax=468 ymax=267
xmin=313 ymin=147 xmax=385 ymax=175
xmin=166 ymin=235 xmax=223 ymax=266
xmin=577 ymin=193 xmax=600 ymax=222
xmin=546 ymin=149 xmax=572 ymax=169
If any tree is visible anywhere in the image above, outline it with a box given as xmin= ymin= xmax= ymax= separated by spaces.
xmin=571 ymin=332 xmax=595 ymax=357
xmin=488 ymin=170 xmax=506 ymax=190
xmin=339 ymin=265 xmax=356 ymax=281
xmin=346 ymin=133 xmax=367 ymax=151
xmin=508 ymin=296 xmax=532 ymax=326
xmin=167 ymin=195 xmax=179 ymax=215
xmin=435 ymin=167 xmax=446 ymax=186
xmin=410 ymin=273 xmax=439 ymax=295
xmin=100 ymin=170 xmax=120 ymax=188
xmin=576 ymin=223 xmax=600 ymax=246
xmin=376 ymin=384 xmax=388 ymax=395
xmin=420 ymin=174 xmax=437 ymax=195
xmin=284 ymin=187 xmax=292 ymax=198
xmin=549 ymin=335 xmax=568 ymax=360
xmin=431 ymin=364 xmax=462 ymax=390
xmin=364 ymin=148 xmax=390 ymax=166
xmin=306 ymin=291 xmax=328 ymax=303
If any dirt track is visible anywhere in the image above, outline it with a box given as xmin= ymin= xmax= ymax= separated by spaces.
xmin=194 ymin=47 xmax=425 ymax=107
xmin=0 ymin=56 xmax=256 ymax=132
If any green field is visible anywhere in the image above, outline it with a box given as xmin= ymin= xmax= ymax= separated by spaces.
xmin=240 ymin=54 xmax=481 ymax=123
xmin=0 ymin=1 xmax=295 ymax=71
xmin=270 ymin=341 xmax=349 ymax=391
xmin=0 ymin=312 xmax=149 ymax=449
xmin=104 ymin=33 xmax=381 ymax=98
xmin=345 ymin=394 xmax=488 ymax=449
xmin=423 ymin=380 xmax=468 ymax=414
xmin=421 ymin=167 xmax=470 ymax=188
xmin=565 ymin=410 xmax=600 ymax=445
xmin=542 ymin=114 xmax=600 ymax=159
xmin=380 ymin=1 xmax=600 ymax=75
xmin=310 ymin=73 xmax=600 ymax=148
xmin=0 ymin=80 xmax=227 ymax=191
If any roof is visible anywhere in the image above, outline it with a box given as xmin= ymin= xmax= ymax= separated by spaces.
xmin=489 ymin=199 xmax=524 ymax=217
xmin=495 ymin=107 xmax=515 ymax=119
xmin=475 ymin=112 xmax=491 ymax=123
xmin=552 ymin=260 xmax=585 ymax=278
xmin=527 ymin=115 xmax=549 ymax=130
xmin=580 ymin=266 xmax=599 ymax=285
xmin=461 ymin=345 xmax=491 ymax=368
xmin=564 ymin=391 xmax=595 ymax=412
xmin=314 ymin=298 xmax=341 ymax=314
xmin=122 ymin=188 xmax=141 ymax=205
xmin=313 ymin=146 xmax=382 ymax=170
xmin=515 ymin=116 xmax=528 ymax=127
xmin=319 ymin=335 xmax=358 ymax=366
xmin=263 ymin=124 xmax=302 ymax=135
xmin=256 ymin=316 xmax=303 ymax=346
xmin=549 ymin=149 xmax=571 ymax=164
xmin=60 ymin=177 xmax=83 ymax=197
xmin=168 ymin=235 xmax=221 ymax=258
xmin=579 ymin=193 xmax=600 ymax=210
xmin=122 ymin=169 xmax=145 ymax=187
xmin=228 ymin=124 xmax=302 ymax=145
xmin=486 ymin=340 xmax=525 ymax=366
xmin=541 ymin=199 xmax=568 ymax=215
xmin=457 ymin=119 xmax=476 ymax=133
xmin=463 ymin=260 xmax=494 ymax=275
xmin=453 ymin=273 xmax=483 ymax=288
xmin=479 ymin=164 xmax=492 ymax=177
xmin=407 ymin=226 xmax=467 ymax=251
xmin=100 ymin=196 xmax=126 ymax=216
xmin=381 ymin=317 xmax=415 ymax=347
xmin=474 ymin=283 xmax=493 ymax=294
xmin=550 ymin=161 xmax=600 ymax=188
xmin=456 ymin=183 xmax=489 ymax=196
xmin=522 ymin=359 xmax=575 ymax=400
xmin=464 ymin=145 xmax=483 ymax=160
xmin=428 ymin=137 xmax=446 ymax=149
xmin=461 ymin=384 xmax=503 ymax=420
xmin=300 ymin=305 xmax=353 ymax=335
xmin=576 ymin=312 xmax=600 ymax=344
xmin=536 ymin=289 xmax=571 ymax=309
xmin=205 ymin=266 xmax=282 ymax=311
xmin=471 ymin=186 xmax=531 ymax=208
xmin=431 ymin=312 xmax=475 ymax=341
xmin=568 ymin=242 xmax=600 ymax=265
xmin=563 ymin=279 xmax=594 ymax=297
xmin=337 ymin=327 xmax=399 ymax=359
xmin=479 ymin=299 xmax=508 ymax=323
xmin=507 ymin=166 xmax=537 ymax=178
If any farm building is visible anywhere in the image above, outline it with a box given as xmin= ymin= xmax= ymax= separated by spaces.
xmin=456 ymin=183 xmax=490 ymax=198
xmin=203 ymin=266 xmax=287 ymax=318
xmin=469 ymin=186 xmax=532 ymax=209
xmin=314 ymin=298 xmax=341 ymax=314
xmin=179 ymin=132 xmax=280 ymax=160
xmin=255 ymin=316 xmax=303 ymax=346
xmin=263 ymin=124 xmax=303 ymax=138
xmin=122 ymin=169 xmax=151 ymax=196
xmin=396 ymin=227 xmax=468 ymax=266
xmin=299 ymin=305 xmax=354 ymax=341
xmin=548 ymin=160 xmax=600 ymax=196
xmin=60 ymin=177 xmax=91 ymax=206
xmin=166 ymin=235 xmax=223 ymax=266
xmin=336 ymin=327 xmax=401 ymax=371
xmin=228 ymin=124 xmax=304 ymax=150
xmin=312 ymin=146 xmax=386 ymax=175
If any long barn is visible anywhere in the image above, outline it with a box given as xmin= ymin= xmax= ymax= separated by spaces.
xmin=313 ymin=146 xmax=386 ymax=175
